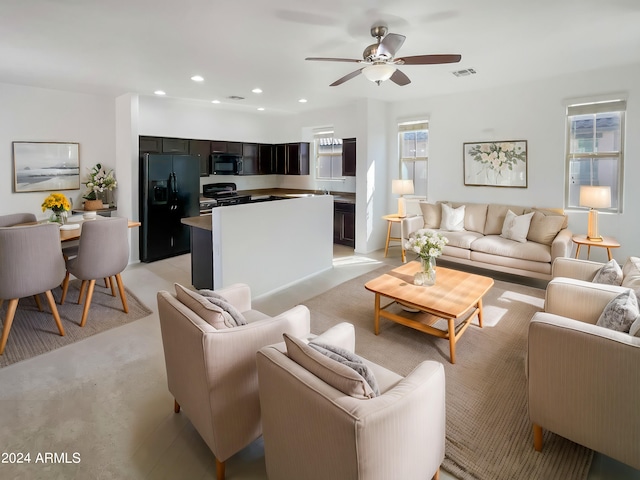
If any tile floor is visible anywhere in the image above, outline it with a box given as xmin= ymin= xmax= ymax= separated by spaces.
xmin=0 ymin=245 xmax=637 ymax=479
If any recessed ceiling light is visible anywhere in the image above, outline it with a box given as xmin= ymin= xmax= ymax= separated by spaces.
xmin=154 ymin=90 xmax=166 ymax=96
xmin=211 ymin=100 xmax=220 ymax=104
xmin=298 ymin=98 xmax=308 ymax=103
xmin=191 ymin=75 xmax=204 ymax=82
xmin=252 ymin=88 xmax=263 ymax=94
xmin=257 ymin=107 xmax=265 ymax=111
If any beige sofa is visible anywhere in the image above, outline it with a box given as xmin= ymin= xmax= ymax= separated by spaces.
xmin=528 ymin=257 xmax=640 ymax=469
xmin=256 ymin=323 xmax=445 ymax=480
xmin=403 ymin=201 xmax=572 ymax=280
xmin=157 ymin=283 xmax=311 ymax=480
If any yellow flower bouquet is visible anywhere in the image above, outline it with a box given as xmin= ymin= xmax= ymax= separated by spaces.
xmin=42 ymin=192 xmax=71 ymax=223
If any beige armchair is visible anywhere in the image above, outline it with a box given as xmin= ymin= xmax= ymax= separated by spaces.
xmin=256 ymin=323 xmax=446 ymax=480
xmin=528 ymin=257 xmax=640 ymax=469
xmin=157 ymin=283 xmax=311 ymax=480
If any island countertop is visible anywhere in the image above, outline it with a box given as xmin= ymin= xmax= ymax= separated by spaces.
xmin=238 ymin=188 xmax=355 ymax=204
xmin=181 ymin=214 xmax=212 ymax=230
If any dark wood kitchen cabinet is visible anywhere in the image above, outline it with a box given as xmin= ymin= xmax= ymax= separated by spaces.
xmin=342 ymin=137 xmax=356 ymax=177
xmin=189 ymin=139 xmax=212 ymax=176
xmin=211 ymin=141 xmax=243 ymax=154
xmin=259 ymin=144 xmax=274 ymax=174
xmin=139 ymin=136 xmax=162 ymax=153
xmin=286 ymin=142 xmax=310 ymax=175
xmin=162 ymin=138 xmax=190 ymax=154
xmin=241 ymin=143 xmax=259 ymax=175
xmin=274 ymin=144 xmax=286 ymax=174
xmin=334 ymin=202 xmax=355 ymax=247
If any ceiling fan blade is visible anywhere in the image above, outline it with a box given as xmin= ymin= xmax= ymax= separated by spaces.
xmin=378 ymin=33 xmax=406 ymax=57
xmin=306 ymin=57 xmax=362 ymax=63
xmin=396 ymin=54 xmax=462 ymax=65
xmin=389 ymin=69 xmax=411 ymax=86
xmin=330 ymin=68 xmax=364 ymax=86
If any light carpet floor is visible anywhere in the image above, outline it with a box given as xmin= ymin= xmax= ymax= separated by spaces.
xmin=304 ymin=266 xmax=594 ymax=480
xmin=0 ymin=280 xmax=153 ymax=368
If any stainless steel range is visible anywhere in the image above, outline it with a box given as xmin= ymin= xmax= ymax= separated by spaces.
xmin=199 ymin=182 xmax=251 ymax=214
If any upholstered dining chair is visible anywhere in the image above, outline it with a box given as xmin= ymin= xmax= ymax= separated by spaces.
xmin=0 ymin=212 xmax=37 ymax=227
xmin=0 ymin=223 xmax=66 ymax=355
xmin=60 ymin=217 xmax=129 ymax=327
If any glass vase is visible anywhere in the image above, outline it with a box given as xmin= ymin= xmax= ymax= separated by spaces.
xmin=414 ymin=256 xmax=436 ymax=286
xmin=50 ymin=210 xmax=67 ymax=225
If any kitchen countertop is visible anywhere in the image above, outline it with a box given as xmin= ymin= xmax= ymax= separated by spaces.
xmin=237 ymin=188 xmax=355 ymax=204
xmin=182 ymin=214 xmax=212 ymax=230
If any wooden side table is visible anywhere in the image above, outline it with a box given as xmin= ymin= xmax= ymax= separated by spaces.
xmin=572 ymin=234 xmax=620 ymax=261
xmin=382 ymin=214 xmax=406 ymax=262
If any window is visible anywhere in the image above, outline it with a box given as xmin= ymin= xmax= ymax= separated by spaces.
xmin=398 ymin=121 xmax=429 ymax=197
xmin=566 ymin=100 xmax=625 ymax=211
xmin=315 ymin=130 xmax=343 ymax=179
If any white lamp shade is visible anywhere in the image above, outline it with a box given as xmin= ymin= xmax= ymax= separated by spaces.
xmin=362 ymin=64 xmax=396 ymax=82
xmin=392 ymin=179 xmax=414 ymax=195
xmin=579 ymin=185 xmax=611 ymax=209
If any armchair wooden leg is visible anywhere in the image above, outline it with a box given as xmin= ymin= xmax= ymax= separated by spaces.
xmin=215 ymin=458 xmax=225 ymax=480
xmin=0 ymin=299 xmax=19 ymax=355
xmin=174 ymin=399 xmax=180 ymax=413
xmin=60 ymin=271 xmax=70 ymax=305
xmin=114 ymin=273 xmax=129 ymax=313
xmin=433 ymin=467 xmax=440 ymax=480
xmin=104 ymin=277 xmax=110 ymax=289
xmin=109 ymin=276 xmax=117 ymax=297
xmin=79 ymin=279 xmax=96 ymax=327
xmin=33 ymin=294 xmax=43 ymax=311
xmin=533 ymin=424 xmax=543 ymax=452
xmin=44 ymin=290 xmax=65 ymax=337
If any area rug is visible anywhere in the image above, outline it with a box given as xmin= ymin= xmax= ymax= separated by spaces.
xmin=304 ymin=266 xmax=594 ymax=480
xmin=0 ymin=280 xmax=152 ymax=368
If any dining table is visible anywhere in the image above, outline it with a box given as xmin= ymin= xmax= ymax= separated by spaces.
xmin=58 ymin=217 xmax=141 ymax=242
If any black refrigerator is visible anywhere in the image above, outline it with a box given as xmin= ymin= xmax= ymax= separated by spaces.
xmin=140 ymin=154 xmax=200 ymax=262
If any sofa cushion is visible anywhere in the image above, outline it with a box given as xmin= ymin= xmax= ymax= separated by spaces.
xmin=526 ymin=210 xmax=567 ymax=245
xmin=174 ymin=283 xmax=229 ymax=329
xmin=593 ymin=259 xmax=623 ymax=286
xmin=470 ymin=235 xmax=552 ymax=263
xmin=596 ymin=290 xmax=639 ymax=333
xmin=433 ymin=229 xmax=483 ymax=249
xmin=449 ymin=202 xmax=488 ymax=234
xmin=622 ymin=257 xmax=640 ymax=297
xmin=484 ymin=204 xmax=526 ymax=235
xmin=284 ymin=333 xmax=377 ymax=399
xmin=419 ymin=202 xmax=441 ymax=229
xmin=500 ymin=210 xmax=534 ymax=243
xmin=440 ymin=203 xmax=465 ymax=231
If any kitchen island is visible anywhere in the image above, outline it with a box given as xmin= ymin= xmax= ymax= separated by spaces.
xmin=183 ymin=194 xmax=334 ymax=296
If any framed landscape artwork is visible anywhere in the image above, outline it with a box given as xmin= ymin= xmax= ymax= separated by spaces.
xmin=463 ymin=140 xmax=528 ymax=188
xmin=13 ymin=141 xmax=80 ymax=192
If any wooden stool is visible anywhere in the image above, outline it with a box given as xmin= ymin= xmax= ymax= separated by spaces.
xmin=382 ymin=214 xmax=406 ymax=262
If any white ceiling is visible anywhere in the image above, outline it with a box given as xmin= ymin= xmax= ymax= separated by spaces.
xmin=1 ymin=0 xmax=640 ymax=114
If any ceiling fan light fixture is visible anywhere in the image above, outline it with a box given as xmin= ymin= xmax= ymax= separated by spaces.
xmin=362 ymin=64 xmax=396 ymax=83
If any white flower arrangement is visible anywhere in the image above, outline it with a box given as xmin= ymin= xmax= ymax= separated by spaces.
xmin=404 ymin=229 xmax=449 ymax=260
xmin=83 ymin=163 xmax=117 ymax=200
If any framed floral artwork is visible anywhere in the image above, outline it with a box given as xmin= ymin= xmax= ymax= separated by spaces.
xmin=463 ymin=140 xmax=528 ymax=188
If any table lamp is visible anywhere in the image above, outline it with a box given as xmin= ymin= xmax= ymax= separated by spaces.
xmin=392 ymin=179 xmax=414 ymax=218
xmin=579 ymin=185 xmax=611 ymax=242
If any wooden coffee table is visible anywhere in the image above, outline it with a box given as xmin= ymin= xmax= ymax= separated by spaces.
xmin=364 ymin=262 xmax=494 ymax=364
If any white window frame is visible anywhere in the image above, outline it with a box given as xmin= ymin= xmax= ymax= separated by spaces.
xmin=565 ymin=100 xmax=625 ymax=213
xmin=398 ymin=120 xmax=429 ymax=198
xmin=314 ymin=129 xmax=344 ymax=180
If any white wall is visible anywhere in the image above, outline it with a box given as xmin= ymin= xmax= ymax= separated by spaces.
xmin=389 ymin=63 xmax=640 ymax=262
xmin=0 ymin=82 xmax=115 ymax=219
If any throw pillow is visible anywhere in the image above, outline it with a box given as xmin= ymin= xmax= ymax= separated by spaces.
xmin=308 ymin=340 xmax=380 ymax=396
xmin=526 ymin=210 xmax=567 ymax=245
xmin=500 ymin=210 xmax=534 ymax=243
xmin=622 ymin=257 xmax=640 ymax=298
xmin=596 ymin=290 xmax=640 ymax=333
xmin=592 ymin=259 xmax=623 ymax=286
xmin=418 ymin=202 xmax=441 ymax=229
xmin=440 ymin=203 xmax=465 ymax=232
xmin=199 ymin=289 xmax=247 ymax=326
xmin=174 ymin=283 xmax=228 ymax=329
xmin=283 ymin=333 xmax=377 ymax=399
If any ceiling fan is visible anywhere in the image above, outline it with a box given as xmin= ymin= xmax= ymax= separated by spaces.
xmin=306 ymin=25 xmax=461 ymax=87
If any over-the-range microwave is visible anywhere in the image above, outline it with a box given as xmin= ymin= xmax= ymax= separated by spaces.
xmin=212 ymin=153 xmax=243 ymax=175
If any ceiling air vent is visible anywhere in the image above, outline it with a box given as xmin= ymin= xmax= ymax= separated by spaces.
xmin=452 ymin=68 xmax=477 ymax=77
xmin=227 ymin=95 xmax=245 ymax=100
